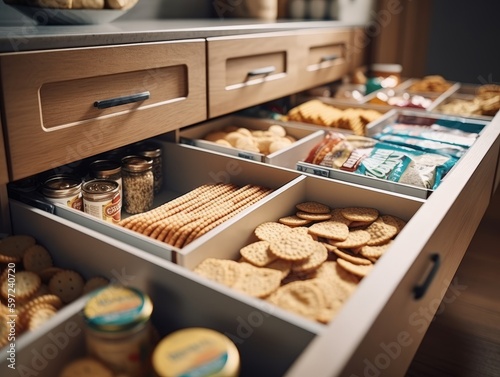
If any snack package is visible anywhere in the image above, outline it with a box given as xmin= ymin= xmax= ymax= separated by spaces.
xmin=304 ymin=132 xmax=457 ymax=190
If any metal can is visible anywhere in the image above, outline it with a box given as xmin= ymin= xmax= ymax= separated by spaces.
xmin=121 ymin=155 xmax=154 ymax=214
xmin=83 ymin=285 xmax=155 ymax=377
xmin=88 ymin=159 xmax=123 ymax=201
xmin=41 ymin=175 xmax=83 ymax=211
xmin=135 ymin=141 xmax=163 ymax=194
xmin=82 ymin=179 xmax=121 ymax=223
xmin=152 ymin=327 xmax=240 ymax=377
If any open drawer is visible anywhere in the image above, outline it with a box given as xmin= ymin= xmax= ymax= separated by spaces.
xmin=3 ymin=112 xmax=500 ymax=376
xmin=0 ymin=40 xmax=207 ymax=181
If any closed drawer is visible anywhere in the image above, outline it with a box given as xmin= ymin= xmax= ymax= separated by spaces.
xmin=0 ymin=40 xmax=207 ymax=181
xmin=294 ymin=28 xmax=352 ymax=92
xmin=207 ymin=31 xmax=301 ymax=118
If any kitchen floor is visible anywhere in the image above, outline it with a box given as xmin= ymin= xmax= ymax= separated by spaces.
xmin=406 ymin=187 xmax=500 ymax=376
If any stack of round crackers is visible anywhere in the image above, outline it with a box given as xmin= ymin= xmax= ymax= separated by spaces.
xmin=119 ymin=183 xmax=273 ymax=248
xmin=283 ymin=99 xmax=383 ymax=136
xmin=194 ymin=201 xmax=406 ymax=324
xmin=0 ymin=234 xmax=109 ymax=346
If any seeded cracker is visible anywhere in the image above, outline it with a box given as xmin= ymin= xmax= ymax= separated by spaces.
xmin=341 ymin=207 xmax=379 ymax=223
xmin=239 ymin=240 xmax=276 ymax=267
xmin=232 ymin=263 xmax=282 ymax=298
xmin=308 ymin=220 xmax=349 ymax=241
xmin=269 ymin=231 xmax=316 ymax=261
xmin=254 ymin=222 xmax=292 ymax=243
xmin=296 ymin=201 xmax=331 ymax=214
xmin=365 ymin=217 xmax=398 ymax=246
xmin=292 ymin=241 xmax=328 ymax=273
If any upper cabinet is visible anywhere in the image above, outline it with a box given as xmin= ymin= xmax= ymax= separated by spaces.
xmin=0 ymin=39 xmax=207 ymax=181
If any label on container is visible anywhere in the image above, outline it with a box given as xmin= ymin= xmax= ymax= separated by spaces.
xmin=84 ymin=193 xmax=121 ymax=224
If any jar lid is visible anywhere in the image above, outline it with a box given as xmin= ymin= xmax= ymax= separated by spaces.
xmin=83 ymin=285 xmax=153 ymax=332
xmin=42 ymin=175 xmax=82 ymax=198
xmin=135 ymin=142 xmax=162 ymax=158
xmin=152 ymin=327 xmax=240 ymax=377
xmin=89 ymin=159 xmax=121 ymax=177
xmin=82 ymin=179 xmax=119 ymax=200
xmin=121 ymin=155 xmax=153 ymax=172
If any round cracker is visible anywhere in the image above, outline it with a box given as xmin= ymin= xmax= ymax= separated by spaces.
xmin=278 ymin=215 xmax=312 ymax=227
xmin=341 ymin=207 xmax=379 ymax=223
xmin=337 ymin=258 xmax=374 ymax=278
xmin=1 ymin=271 xmax=41 ymax=301
xmin=295 ymin=201 xmax=331 ymax=214
xmin=0 ymin=235 xmax=36 ymax=262
xmin=254 ymin=222 xmax=292 ymax=243
xmin=23 ymin=244 xmax=53 ymax=273
xmin=292 ymin=241 xmax=328 ymax=273
xmin=268 ymin=231 xmax=316 ymax=261
xmin=239 ymin=240 xmax=276 ymax=267
xmin=296 ymin=211 xmax=332 ymax=221
xmin=308 ymin=220 xmax=349 ymax=241
xmin=48 ymin=270 xmax=85 ymax=304
xmin=329 ymin=229 xmax=371 ymax=249
xmin=193 ymin=258 xmax=240 ymax=288
xmin=232 ymin=263 xmax=282 ymax=298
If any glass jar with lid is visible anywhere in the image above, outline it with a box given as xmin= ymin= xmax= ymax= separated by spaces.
xmin=121 ymin=155 xmax=154 ymax=214
xmin=88 ymin=159 xmax=122 ymax=200
xmin=83 ymin=285 xmax=156 ymax=377
xmin=135 ymin=141 xmax=163 ymax=194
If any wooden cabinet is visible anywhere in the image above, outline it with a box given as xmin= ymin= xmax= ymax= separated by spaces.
xmin=0 ymin=40 xmax=207 ymax=181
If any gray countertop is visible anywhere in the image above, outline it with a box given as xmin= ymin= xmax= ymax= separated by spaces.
xmin=0 ymin=19 xmax=360 ymax=53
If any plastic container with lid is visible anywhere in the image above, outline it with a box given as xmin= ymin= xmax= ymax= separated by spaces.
xmin=83 ymin=285 xmax=156 ymax=377
xmin=121 ymin=155 xmax=154 ymax=214
xmin=152 ymin=327 xmax=240 ymax=377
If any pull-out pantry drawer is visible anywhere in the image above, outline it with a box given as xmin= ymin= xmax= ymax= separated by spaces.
xmin=294 ymin=28 xmax=352 ymax=93
xmin=3 ymin=114 xmax=500 ymax=375
xmin=0 ymin=40 xmax=207 ymax=181
xmin=207 ymin=31 xmax=301 ymax=118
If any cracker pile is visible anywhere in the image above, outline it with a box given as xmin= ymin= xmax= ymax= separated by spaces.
xmin=437 ymin=84 xmax=500 ymax=117
xmin=203 ymin=124 xmax=296 ymax=155
xmin=194 ymin=201 xmax=406 ymax=324
xmin=408 ymin=75 xmax=452 ymax=93
xmin=284 ymin=99 xmax=383 ymax=136
xmin=119 ymin=183 xmax=273 ymax=248
xmin=0 ymin=235 xmax=109 ymax=346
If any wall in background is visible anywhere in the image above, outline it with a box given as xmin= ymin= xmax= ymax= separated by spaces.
xmin=425 ymin=0 xmax=500 ymax=85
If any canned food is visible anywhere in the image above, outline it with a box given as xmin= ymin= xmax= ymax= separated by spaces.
xmin=83 ymin=285 xmax=155 ymax=377
xmin=82 ymin=179 xmax=121 ymax=223
xmin=41 ymin=175 xmax=83 ymax=211
xmin=152 ymin=327 xmax=240 ymax=377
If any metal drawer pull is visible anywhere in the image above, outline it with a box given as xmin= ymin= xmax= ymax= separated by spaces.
xmin=94 ymin=91 xmax=150 ymax=109
xmin=247 ymin=66 xmax=276 ymax=77
xmin=321 ymin=54 xmax=340 ymax=62
xmin=413 ymin=253 xmax=441 ymax=300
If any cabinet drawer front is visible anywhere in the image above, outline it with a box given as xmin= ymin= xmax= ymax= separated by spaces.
xmin=207 ymin=32 xmax=300 ymax=118
xmin=0 ymin=40 xmax=207 ymax=181
xmin=350 ymin=27 xmax=368 ymax=71
xmin=295 ymin=29 xmax=352 ymax=92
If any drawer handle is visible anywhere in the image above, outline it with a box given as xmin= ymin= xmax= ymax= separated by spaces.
xmin=320 ymin=54 xmax=340 ymax=62
xmin=94 ymin=91 xmax=150 ymax=110
xmin=413 ymin=253 xmax=441 ymax=300
xmin=247 ymin=66 xmax=276 ymax=78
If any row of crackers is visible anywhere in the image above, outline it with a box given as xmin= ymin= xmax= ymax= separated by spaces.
xmin=194 ymin=201 xmax=406 ymax=324
xmin=119 ymin=183 xmax=273 ymax=248
xmin=283 ymin=99 xmax=383 ymax=136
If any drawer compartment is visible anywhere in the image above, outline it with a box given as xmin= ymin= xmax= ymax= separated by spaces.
xmin=3 ymin=200 xmax=317 ymax=377
xmin=178 ymin=115 xmax=325 ymax=169
xmin=295 ymin=29 xmax=351 ymax=92
xmin=0 ymin=40 xmax=207 ymax=181
xmin=207 ymin=32 xmax=300 ymax=118
xmin=40 ymin=142 xmax=303 ymax=262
